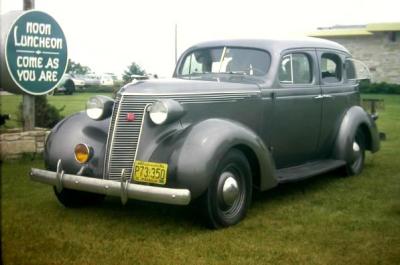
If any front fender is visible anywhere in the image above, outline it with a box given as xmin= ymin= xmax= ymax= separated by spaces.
xmin=45 ymin=111 xmax=110 ymax=178
xmin=148 ymin=118 xmax=277 ymax=199
xmin=333 ymin=106 xmax=380 ymax=162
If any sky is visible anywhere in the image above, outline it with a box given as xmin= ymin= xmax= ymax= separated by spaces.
xmin=1 ymin=0 xmax=399 ymax=77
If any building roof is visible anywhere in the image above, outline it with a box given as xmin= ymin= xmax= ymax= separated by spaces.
xmin=308 ymin=29 xmax=373 ymax=37
xmin=366 ymin=22 xmax=400 ymax=32
xmin=308 ymin=22 xmax=400 ymax=37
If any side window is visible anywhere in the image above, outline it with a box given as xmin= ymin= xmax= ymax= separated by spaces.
xmin=279 ymin=53 xmax=312 ymax=84
xmin=345 ymin=59 xmax=356 ymax=80
xmin=321 ymin=53 xmax=342 ymax=83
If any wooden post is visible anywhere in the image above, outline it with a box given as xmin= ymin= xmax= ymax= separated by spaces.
xmin=22 ymin=95 xmax=35 ymax=130
xmin=23 ymin=0 xmax=34 ymax=10
xmin=23 ymin=0 xmax=35 ymax=131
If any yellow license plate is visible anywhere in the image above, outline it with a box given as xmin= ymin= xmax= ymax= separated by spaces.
xmin=133 ymin=160 xmax=168 ymax=185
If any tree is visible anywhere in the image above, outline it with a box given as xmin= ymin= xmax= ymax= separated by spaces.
xmin=66 ymin=59 xmax=91 ymax=75
xmin=122 ymin=62 xmax=146 ymax=83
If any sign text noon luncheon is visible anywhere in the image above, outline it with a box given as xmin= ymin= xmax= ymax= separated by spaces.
xmin=14 ymin=22 xmax=63 ymax=50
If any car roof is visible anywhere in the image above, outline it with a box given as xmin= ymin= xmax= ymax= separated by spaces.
xmin=185 ymin=37 xmax=350 ymax=55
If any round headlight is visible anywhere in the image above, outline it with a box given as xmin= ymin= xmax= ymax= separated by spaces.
xmin=74 ymin=143 xmax=92 ymax=164
xmin=149 ymin=101 xmax=168 ymax=125
xmin=86 ymin=97 xmax=104 ymax=120
xmin=86 ymin=96 xmax=114 ymax=120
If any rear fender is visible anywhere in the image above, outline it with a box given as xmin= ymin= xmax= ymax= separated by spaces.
xmin=333 ymin=106 xmax=380 ymax=162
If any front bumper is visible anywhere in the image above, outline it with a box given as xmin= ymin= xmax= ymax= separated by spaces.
xmin=30 ymin=161 xmax=191 ymax=206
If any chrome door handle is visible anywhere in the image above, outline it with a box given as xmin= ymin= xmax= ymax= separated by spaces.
xmin=314 ymin=95 xmax=333 ymax=100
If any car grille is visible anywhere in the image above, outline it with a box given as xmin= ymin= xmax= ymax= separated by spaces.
xmin=104 ymin=95 xmax=151 ymax=180
xmin=104 ymin=91 xmax=258 ymax=181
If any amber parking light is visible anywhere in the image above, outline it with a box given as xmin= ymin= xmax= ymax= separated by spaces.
xmin=74 ymin=143 xmax=92 ymax=164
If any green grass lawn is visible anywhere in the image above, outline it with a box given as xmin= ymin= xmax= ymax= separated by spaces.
xmin=0 ymin=92 xmax=112 ymax=128
xmin=1 ymin=95 xmax=400 ymax=264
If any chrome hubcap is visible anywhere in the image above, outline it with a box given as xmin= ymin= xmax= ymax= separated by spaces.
xmin=352 ymin=141 xmax=361 ymax=162
xmin=353 ymin=142 xmax=360 ymax=152
xmin=222 ymin=175 xmax=239 ymax=207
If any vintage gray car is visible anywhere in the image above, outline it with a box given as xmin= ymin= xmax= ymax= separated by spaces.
xmin=31 ymin=38 xmax=380 ymax=228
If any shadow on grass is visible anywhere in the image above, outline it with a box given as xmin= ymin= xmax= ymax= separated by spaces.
xmin=65 ymin=193 xmax=208 ymax=231
xmin=252 ymin=169 xmax=345 ymax=207
xmin=59 ymin=168 xmax=346 ymax=230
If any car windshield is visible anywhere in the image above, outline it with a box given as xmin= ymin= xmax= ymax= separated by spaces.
xmin=177 ymin=47 xmax=270 ymax=79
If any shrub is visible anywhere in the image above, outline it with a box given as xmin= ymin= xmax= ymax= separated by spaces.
xmin=359 ymin=81 xmax=400 ymax=94
xmin=19 ymin=95 xmax=65 ymax=128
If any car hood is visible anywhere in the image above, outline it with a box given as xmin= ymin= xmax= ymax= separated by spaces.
xmin=120 ymin=78 xmax=260 ymax=95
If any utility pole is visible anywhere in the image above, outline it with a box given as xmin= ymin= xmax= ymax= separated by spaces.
xmin=174 ymin=24 xmax=178 ymax=64
xmin=23 ymin=0 xmax=35 ymax=130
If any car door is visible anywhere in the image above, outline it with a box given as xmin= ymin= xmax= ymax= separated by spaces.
xmin=317 ymin=50 xmax=352 ymax=157
xmin=270 ymin=50 xmax=322 ymax=169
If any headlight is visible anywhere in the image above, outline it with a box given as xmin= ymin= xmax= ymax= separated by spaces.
xmin=149 ymin=101 xmax=168 ymax=125
xmin=149 ymin=99 xmax=184 ymax=125
xmin=74 ymin=143 xmax=93 ymax=164
xmin=86 ymin=96 xmax=114 ymax=120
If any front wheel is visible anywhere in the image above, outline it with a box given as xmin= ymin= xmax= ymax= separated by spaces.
xmin=53 ymin=187 xmax=105 ymax=208
xmin=345 ymin=129 xmax=366 ymax=176
xmin=201 ymin=149 xmax=252 ymax=229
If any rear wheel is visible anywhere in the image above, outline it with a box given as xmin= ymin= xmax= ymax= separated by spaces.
xmin=53 ymin=187 xmax=105 ymax=208
xmin=64 ymin=79 xmax=75 ymax=95
xmin=345 ymin=129 xmax=366 ymax=176
xmin=201 ymin=149 xmax=252 ymax=229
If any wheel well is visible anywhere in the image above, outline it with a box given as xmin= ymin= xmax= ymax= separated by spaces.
xmin=359 ymin=123 xmax=372 ymax=150
xmin=65 ymin=79 xmax=75 ymax=90
xmin=234 ymin=145 xmax=261 ymax=189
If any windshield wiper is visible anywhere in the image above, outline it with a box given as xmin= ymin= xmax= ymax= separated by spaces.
xmin=218 ymin=71 xmax=247 ymax=75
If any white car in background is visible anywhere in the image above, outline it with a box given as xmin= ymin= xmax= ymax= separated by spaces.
xmin=82 ymin=73 xmax=101 ymax=86
xmin=100 ymin=74 xmax=114 ymax=86
xmin=55 ymin=73 xmax=85 ymax=95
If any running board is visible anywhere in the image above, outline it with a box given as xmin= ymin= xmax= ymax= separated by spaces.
xmin=276 ymin=159 xmax=346 ymax=183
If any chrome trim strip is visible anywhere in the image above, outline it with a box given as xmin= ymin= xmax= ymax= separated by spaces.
xmin=30 ymin=168 xmax=191 ymax=205
xmin=105 ymin=95 xmax=124 ymax=179
xmin=121 ymin=91 xmax=259 ymax=96
xmin=103 ymin=95 xmax=121 ymax=179
xmin=132 ymin=104 xmax=150 ymax=174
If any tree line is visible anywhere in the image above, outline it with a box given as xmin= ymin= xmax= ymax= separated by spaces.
xmin=66 ymin=59 xmax=146 ymax=83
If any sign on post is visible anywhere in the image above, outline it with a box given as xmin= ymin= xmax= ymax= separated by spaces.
xmin=1 ymin=10 xmax=68 ymax=95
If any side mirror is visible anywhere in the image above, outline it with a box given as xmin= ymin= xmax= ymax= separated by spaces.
xmin=345 ymin=58 xmax=371 ymax=81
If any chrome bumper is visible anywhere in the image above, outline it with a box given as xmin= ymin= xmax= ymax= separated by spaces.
xmin=30 ymin=162 xmax=191 ymax=206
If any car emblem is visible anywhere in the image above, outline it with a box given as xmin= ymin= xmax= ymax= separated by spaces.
xmin=126 ymin=113 xmax=135 ymax=122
